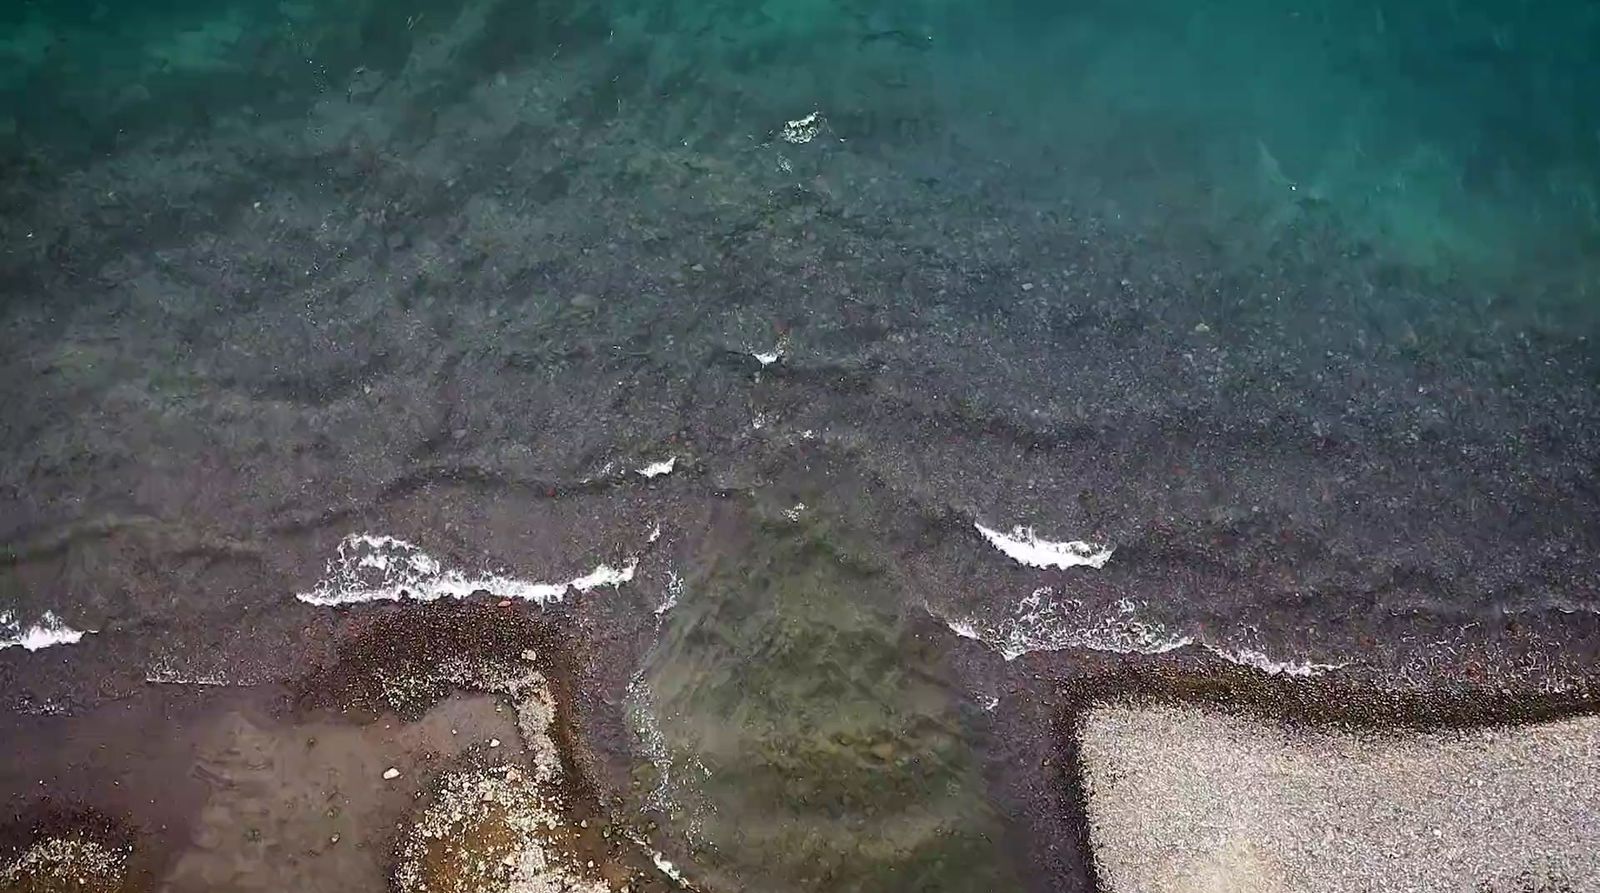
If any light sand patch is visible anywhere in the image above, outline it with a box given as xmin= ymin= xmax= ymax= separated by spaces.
xmin=1078 ymin=704 xmax=1600 ymax=893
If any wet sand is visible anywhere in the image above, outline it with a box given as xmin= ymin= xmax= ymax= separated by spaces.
xmin=0 ymin=604 xmax=689 ymax=893
xmin=0 ymin=689 xmax=524 ymax=893
xmin=0 ymin=691 xmax=567 ymax=893
xmin=164 ymin=693 xmax=523 ymax=893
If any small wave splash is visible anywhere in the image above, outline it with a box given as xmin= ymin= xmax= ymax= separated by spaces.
xmin=1 ymin=611 xmax=92 ymax=652
xmin=297 ymin=533 xmax=639 ymax=607
xmin=937 ymin=588 xmax=1344 ymax=677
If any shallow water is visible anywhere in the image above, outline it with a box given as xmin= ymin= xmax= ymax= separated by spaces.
xmin=2 ymin=0 xmax=1598 ymax=890
xmin=631 ymin=506 xmax=1018 ymax=891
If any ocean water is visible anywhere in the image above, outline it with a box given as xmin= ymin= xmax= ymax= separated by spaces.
xmin=6 ymin=0 xmax=1599 ymax=298
xmin=2 ymin=0 xmax=1598 ymax=890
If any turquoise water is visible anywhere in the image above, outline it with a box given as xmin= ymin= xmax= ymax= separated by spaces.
xmin=5 ymin=0 xmax=1598 ymax=302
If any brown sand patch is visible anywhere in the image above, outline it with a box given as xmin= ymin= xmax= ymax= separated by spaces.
xmin=161 ymin=694 xmax=520 ymax=893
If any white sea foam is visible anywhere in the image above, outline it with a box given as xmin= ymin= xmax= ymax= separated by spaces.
xmin=569 ymin=562 xmax=637 ymax=592
xmin=580 ymin=460 xmax=618 ymax=484
xmin=626 ymin=673 xmax=675 ymax=812
xmin=654 ymin=571 xmax=684 ymax=617
xmin=749 ymin=334 xmax=787 ymax=367
xmin=945 ymin=618 xmax=983 ymax=641
xmin=638 ymin=456 xmax=677 ymax=478
xmin=297 ymin=533 xmax=636 ymax=606
xmin=780 ymin=110 xmax=823 ymax=144
xmin=144 ymin=665 xmax=233 ymax=686
xmin=1208 ymin=645 xmax=1345 ymax=677
xmin=650 ymin=850 xmax=688 ymax=884
xmin=936 ymin=590 xmax=1345 ymax=677
xmin=938 ymin=589 xmax=1190 ymax=661
xmin=973 ymin=522 xmax=1114 ymax=570
xmin=0 ymin=611 xmax=92 ymax=652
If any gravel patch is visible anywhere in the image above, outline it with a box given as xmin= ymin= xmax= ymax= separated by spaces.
xmin=393 ymin=761 xmax=607 ymax=893
xmin=1078 ymin=703 xmax=1600 ymax=893
xmin=0 ymin=835 xmax=130 ymax=892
